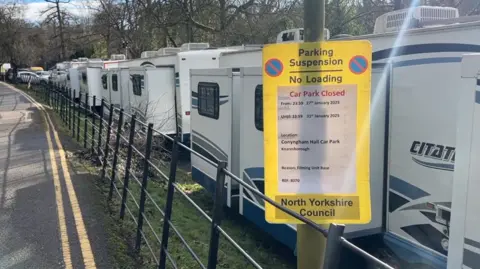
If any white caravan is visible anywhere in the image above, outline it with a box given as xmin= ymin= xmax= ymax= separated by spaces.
xmin=101 ymin=69 xmax=110 ymax=105
xmin=127 ymin=66 xmax=176 ymax=134
xmin=68 ymin=68 xmax=81 ymax=99
xmin=115 ymin=47 xmax=241 ymax=143
xmin=102 ymin=68 xmax=130 ymax=110
xmin=78 ymin=66 xmax=103 ymax=108
xmin=447 ymin=53 xmax=480 ymax=269
xmin=191 ymin=6 xmax=480 ymax=269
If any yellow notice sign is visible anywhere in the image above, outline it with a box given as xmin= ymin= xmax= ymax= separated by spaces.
xmin=263 ymin=41 xmax=372 ymax=224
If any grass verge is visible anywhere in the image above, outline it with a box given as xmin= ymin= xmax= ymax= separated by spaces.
xmin=18 ymin=84 xmax=296 ymax=269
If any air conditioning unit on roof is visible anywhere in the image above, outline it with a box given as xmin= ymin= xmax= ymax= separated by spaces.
xmin=157 ymin=47 xmax=181 ymax=55
xmin=110 ymin=54 xmax=126 ymax=60
xmin=373 ymin=6 xmax=459 ymax=34
xmin=141 ymin=51 xmax=158 ymax=58
xmin=180 ymin=43 xmax=210 ymax=51
xmin=276 ymin=28 xmax=330 ymax=43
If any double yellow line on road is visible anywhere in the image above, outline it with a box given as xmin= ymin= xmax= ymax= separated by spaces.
xmin=4 ymin=83 xmax=97 ymax=269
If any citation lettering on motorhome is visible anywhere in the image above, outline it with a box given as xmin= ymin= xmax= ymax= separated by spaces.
xmin=289 ymin=48 xmax=343 ymax=84
xmin=262 ymin=40 xmax=373 ymax=224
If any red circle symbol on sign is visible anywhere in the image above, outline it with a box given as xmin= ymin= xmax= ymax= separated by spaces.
xmin=349 ymin=55 xmax=369 ymax=75
xmin=264 ymin=58 xmax=284 ymax=77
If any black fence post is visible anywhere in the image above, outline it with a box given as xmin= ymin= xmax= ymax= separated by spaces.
xmin=84 ymin=93 xmax=89 ymax=148
xmin=47 ymin=84 xmax=50 ymax=104
xmin=120 ymin=115 xmax=137 ymax=217
xmin=60 ymin=88 xmax=64 ymax=122
xmin=135 ymin=123 xmax=154 ymax=252
xmin=68 ymin=89 xmax=72 ymax=130
xmin=63 ymin=87 xmax=67 ymax=123
xmin=52 ymin=85 xmax=56 ymax=111
xmin=72 ymin=90 xmax=76 ymax=138
xmin=55 ymin=86 xmax=59 ymax=112
xmin=158 ymin=136 xmax=180 ymax=269
xmin=322 ymin=224 xmax=345 ymax=269
xmin=101 ymin=104 xmax=114 ymax=182
xmin=77 ymin=92 xmax=81 ymax=141
xmin=206 ymin=161 xmax=228 ymax=269
xmin=108 ymin=109 xmax=124 ymax=200
xmin=97 ymin=99 xmax=105 ymax=155
xmin=91 ymin=97 xmax=96 ymax=152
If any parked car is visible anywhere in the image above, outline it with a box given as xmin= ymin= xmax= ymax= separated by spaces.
xmin=17 ymin=71 xmax=41 ymax=84
xmin=36 ymin=71 xmax=51 ymax=82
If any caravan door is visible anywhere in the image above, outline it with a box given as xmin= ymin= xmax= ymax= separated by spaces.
xmin=101 ymin=70 xmax=110 ymax=103
xmin=128 ymin=69 xmax=148 ymax=123
xmin=109 ymin=69 xmax=122 ymax=110
xmin=119 ymin=68 xmax=131 ymax=111
xmin=69 ymin=68 xmax=80 ymax=100
xmin=87 ymin=67 xmax=102 ymax=109
xmin=190 ymin=68 xmax=233 ymax=198
xmin=145 ymin=67 xmax=176 ymax=135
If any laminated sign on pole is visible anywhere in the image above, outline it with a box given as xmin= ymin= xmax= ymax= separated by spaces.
xmin=262 ymin=41 xmax=373 ymax=225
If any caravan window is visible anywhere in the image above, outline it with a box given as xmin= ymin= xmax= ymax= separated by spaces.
xmin=198 ymin=82 xmax=219 ymax=120
xmin=254 ymin=85 xmax=263 ymax=131
xmin=101 ymin=75 xmax=107 ymax=90
xmin=131 ymin=74 xmax=144 ymax=96
xmin=112 ymin=74 xmax=118 ymax=92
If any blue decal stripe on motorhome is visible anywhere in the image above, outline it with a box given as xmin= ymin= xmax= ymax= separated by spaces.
xmin=463 ymin=249 xmax=480 ymax=269
xmin=389 ymin=175 xmax=430 ymax=200
xmin=192 ymin=142 xmax=220 ymax=164
xmin=244 ymin=167 xmax=264 ymax=179
xmin=411 ymin=157 xmax=454 ymax=171
xmin=191 ymin=130 xmax=228 ymax=160
xmin=475 ymin=91 xmax=480 ymax=104
xmin=372 ymin=44 xmax=480 ymax=61
xmin=242 ymin=169 xmax=265 ymax=205
xmin=243 ymin=167 xmax=265 ymax=194
xmin=401 ymin=202 xmax=437 ymax=211
xmin=384 ymin=232 xmax=447 ymax=268
xmin=400 ymin=224 xmax=448 ymax=256
xmin=393 ymin=57 xmax=461 ymax=68
xmin=388 ymin=191 xmax=409 ymax=212
xmin=191 ymin=136 xmax=227 ymax=162
xmin=465 ymin=238 xmax=480 ymax=249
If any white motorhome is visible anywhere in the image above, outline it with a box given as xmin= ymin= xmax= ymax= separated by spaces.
xmin=68 ymin=68 xmax=81 ymax=99
xmin=102 ymin=68 xmax=130 ymax=110
xmin=447 ymin=53 xmax=480 ymax=269
xmin=77 ymin=66 xmax=103 ymax=108
xmin=114 ymin=47 xmax=243 ymax=142
xmin=126 ymin=66 xmax=176 ymax=134
xmin=190 ymin=6 xmax=480 ymax=268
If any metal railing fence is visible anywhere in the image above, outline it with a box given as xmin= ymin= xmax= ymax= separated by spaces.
xmin=25 ymin=81 xmax=394 ymax=269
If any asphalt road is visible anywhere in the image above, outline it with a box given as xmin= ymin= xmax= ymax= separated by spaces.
xmin=0 ymin=83 xmax=109 ymax=269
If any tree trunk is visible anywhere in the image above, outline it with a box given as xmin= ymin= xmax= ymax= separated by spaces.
xmin=55 ymin=1 xmax=66 ymax=60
